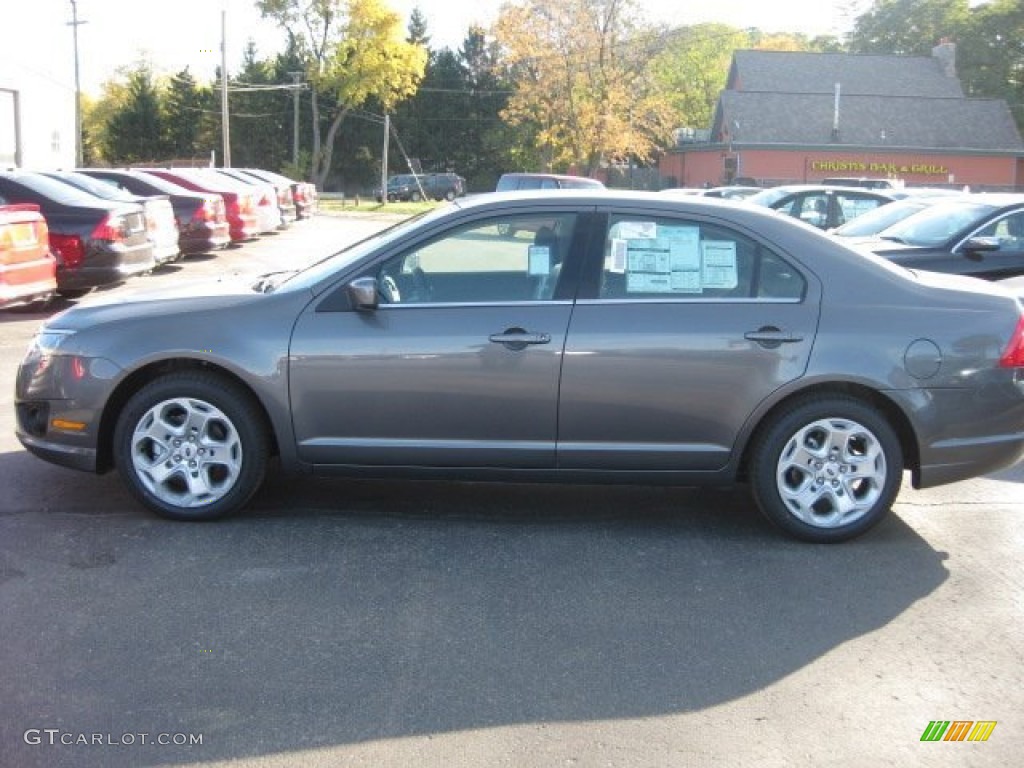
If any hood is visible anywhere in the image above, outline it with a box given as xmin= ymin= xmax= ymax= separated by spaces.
xmin=46 ymin=274 xmax=270 ymax=332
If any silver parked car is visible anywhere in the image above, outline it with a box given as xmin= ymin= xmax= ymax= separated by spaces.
xmin=15 ymin=192 xmax=1024 ymax=542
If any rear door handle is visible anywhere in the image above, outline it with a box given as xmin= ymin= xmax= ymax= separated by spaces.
xmin=744 ymin=326 xmax=804 ymax=348
xmin=489 ymin=330 xmax=552 ymax=349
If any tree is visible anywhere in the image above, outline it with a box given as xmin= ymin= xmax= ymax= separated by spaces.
xmin=406 ymin=6 xmax=430 ymax=48
xmin=257 ymin=0 xmax=427 ymax=189
xmin=493 ymin=0 xmax=676 ymax=175
xmin=228 ymin=41 xmax=292 ymax=170
xmin=650 ymin=24 xmax=750 ymax=134
xmin=956 ymin=0 xmax=1024 ymax=132
xmin=846 ymin=0 xmax=1023 ymax=134
xmin=105 ymin=64 xmax=168 ymax=164
xmin=82 ymin=78 xmax=130 ymax=166
xmin=163 ymin=68 xmax=210 ymax=160
xmin=847 ymin=0 xmax=970 ymax=55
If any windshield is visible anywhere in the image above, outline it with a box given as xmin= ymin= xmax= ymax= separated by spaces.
xmin=832 ymin=199 xmax=930 ymax=237
xmin=267 ymin=209 xmax=438 ymax=293
xmin=49 ymin=172 xmax=137 ymax=202
xmin=11 ymin=172 xmax=111 ymax=207
xmin=878 ymin=201 xmax=996 ymax=246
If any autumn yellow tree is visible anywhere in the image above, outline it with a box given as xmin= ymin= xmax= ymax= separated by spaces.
xmin=258 ymin=0 xmax=427 ymax=189
xmin=493 ymin=0 xmax=677 ymax=174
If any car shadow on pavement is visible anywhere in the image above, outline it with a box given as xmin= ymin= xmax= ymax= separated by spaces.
xmin=0 ymin=454 xmax=948 ymax=768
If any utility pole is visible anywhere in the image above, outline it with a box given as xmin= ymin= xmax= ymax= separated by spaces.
xmin=289 ymin=71 xmax=303 ymax=169
xmin=381 ymin=114 xmax=389 ymax=205
xmin=220 ymin=9 xmax=231 ymax=167
xmin=67 ymin=0 xmax=87 ymax=167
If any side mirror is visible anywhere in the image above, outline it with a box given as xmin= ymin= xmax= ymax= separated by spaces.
xmin=346 ymin=277 xmax=379 ymax=311
xmin=962 ymin=236 xmax=1001 ymax=254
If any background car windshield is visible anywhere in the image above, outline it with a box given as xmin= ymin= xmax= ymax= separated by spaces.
xmin=881 ymin=201 xmax=996 ymax=246
xmin=56 ymin=172 xmax=137 ymax=201
xmin=832 ymin=199 xmax=930 ymax=236
xmin=11 ymin=173 xmax=109 ymax=206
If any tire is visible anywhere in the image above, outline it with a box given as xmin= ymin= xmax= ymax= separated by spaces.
xmin=749 ymin=395 xmax=903 ymax=543
xmin=444 ymin=189 xmax=456 ymax=201
xmin=411 ymin=191 xmax=422 ymax=202
xmin=57 ymin=288 xmax=90 ymax=299
xmin=113 ymin=372 xmax=269 ymax=521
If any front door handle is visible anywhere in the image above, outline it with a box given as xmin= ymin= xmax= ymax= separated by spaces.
xmin=744 ymin=326 xmax=804 ymax=349
xmin=489 ymin=329 xmax=552 ymax=350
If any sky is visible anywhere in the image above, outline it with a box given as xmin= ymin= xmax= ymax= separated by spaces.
xmin=0 ymin=0 xmax=939 ymax=97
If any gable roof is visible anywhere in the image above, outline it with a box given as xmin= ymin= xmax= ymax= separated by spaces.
xmin=710 ymin=49 xmax=1022 ymax=152
xmin=728 ymin=50 xmax=965 ymax=98
xmin=716 ymin=92 xmax=1023 ymax=151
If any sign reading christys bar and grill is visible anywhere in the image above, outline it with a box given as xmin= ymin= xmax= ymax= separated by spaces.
xmin=810 ymin=159 xmax=951 ymax=176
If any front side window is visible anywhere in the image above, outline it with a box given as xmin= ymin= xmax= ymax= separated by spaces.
xmin=599 ymin=215 xmax=805 ymax=300
xmin=373 ymin=213 xmax=577 ymax=304
xmin=975 ymin=211 xmax=1024 ymax=248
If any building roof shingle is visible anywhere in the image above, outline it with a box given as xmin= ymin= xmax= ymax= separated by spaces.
xmin=710 ymin=49 xmax=1022 ymax=152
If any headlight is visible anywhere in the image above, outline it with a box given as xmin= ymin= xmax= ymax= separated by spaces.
xmin=31 ymin=331 xmax=75 ymax=354
xmin=29 ymin=329 xmax=76 ymax=355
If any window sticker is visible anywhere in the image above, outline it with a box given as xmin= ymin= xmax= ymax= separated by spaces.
xmin=624 ymin=236 xmax=702 ymax=294
xmin=620 ymin=224 xmax=704 ymax=294
xmin=528 ymin=245 xmax=551 ymax=276
xmin=701 ymin=240 xmax=738 ymax=289
xmin=609 ymin=238 xmax=628 ymax=273
xmin=616 ymin=221 xmax=658 ymax=239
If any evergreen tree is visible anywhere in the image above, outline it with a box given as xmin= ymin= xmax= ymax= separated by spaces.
xmin=163 ymin=68 xmax=206 ymax=160
xmin=105 ymin=65 xmax=168 ymax=164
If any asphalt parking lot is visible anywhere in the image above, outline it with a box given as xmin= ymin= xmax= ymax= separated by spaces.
xmin=1 ymin=213 xmax=1022 ymax=768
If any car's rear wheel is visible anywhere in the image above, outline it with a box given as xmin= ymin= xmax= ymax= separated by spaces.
xmin=113 ymin=372 xmax=269 ymax=521
xmin=444 ymin=189 xmax=456 ymax=201
xmin=750 ymin=396 xmax=903 ymax=543
xmin=411 ymin=191 xmax=422 ymax=202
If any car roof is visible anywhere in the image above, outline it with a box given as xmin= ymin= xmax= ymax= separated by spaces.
xmin=755 ymin=184 xmax=897 ymax=196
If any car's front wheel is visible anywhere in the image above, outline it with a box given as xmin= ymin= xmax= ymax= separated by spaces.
xmin=750 ymin=396 xmax=903 ymax=543
xmin=113 ymin=372 xmax=269 ymax=521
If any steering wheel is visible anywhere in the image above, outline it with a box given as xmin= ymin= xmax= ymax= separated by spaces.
xmin=379 ymin=273 xmax=401 ymax=303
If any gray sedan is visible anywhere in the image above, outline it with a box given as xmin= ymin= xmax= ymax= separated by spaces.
xmin=14 ymin=192 xmax=1024 ymax=542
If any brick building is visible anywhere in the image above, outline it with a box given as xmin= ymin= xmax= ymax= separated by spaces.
xmin=660 ymin=44 xmax=1024 ymax=190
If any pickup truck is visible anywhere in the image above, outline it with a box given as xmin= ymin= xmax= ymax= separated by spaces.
xmin=0 ymin=203 xmax=57 ymax=309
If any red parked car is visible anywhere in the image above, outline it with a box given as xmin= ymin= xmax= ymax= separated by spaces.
xmin=137 ymin=168 xmax=260 ymax=243
xmin=0 ymin=203 xmax=57 ymax=309
xmin=77 ymin=169 xmax=230 ymax=256
xmin=242 ymin=167 xmax=318 ymax=219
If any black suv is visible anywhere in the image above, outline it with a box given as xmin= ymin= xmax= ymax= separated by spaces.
xmin=496 ymin=172 xmax=605 ymax=192
xmin=379 ymin=173 xmax=465 ymax=202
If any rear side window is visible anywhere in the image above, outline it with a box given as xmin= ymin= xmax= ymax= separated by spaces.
xmin=599 ymin=214 xmax=806 ymax=300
